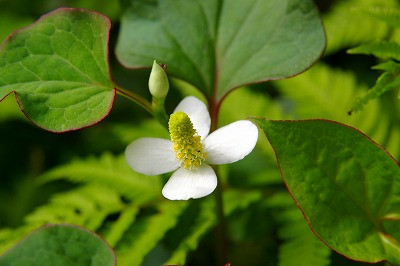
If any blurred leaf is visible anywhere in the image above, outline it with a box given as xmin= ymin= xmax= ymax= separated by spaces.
xmin=62 ymin=0 xmax=120 ymax=21
xmin=255 ymin=119 xmax=400 ymax=264
xmin=0 ymin=8 xmax=116 ymax=132
xmin=0 ymin=94 xmax=25 ymax=121
xmin=361 ymin=7 xmax=400 ymax=28
xmin=0 ymin=13 xmax=33 ymax=42
xmin=116 ymin=0 xmax=325 ymax=99
xmin=0 ymin=224 xmax=115 ymax=266
xmin=322 ymin=0 xmax=399 ymax=55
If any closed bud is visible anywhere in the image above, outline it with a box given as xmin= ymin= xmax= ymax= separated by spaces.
xmin=149 ymin=60 xmax=169 ymax=99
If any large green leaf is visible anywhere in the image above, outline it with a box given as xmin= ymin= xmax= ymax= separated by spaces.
xmin=0 ymin=224 xmax=115 ymax=266
xmin=254 ymin=119 xmax=400 ymax=264
xmin=116 ymin=0 xmax=325 ymax=99
xmin=0 ymin=8 xmax=116 ymax=132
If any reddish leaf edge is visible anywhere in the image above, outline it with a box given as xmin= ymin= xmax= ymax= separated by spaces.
xmin=0 ymin=223 xmax=116 ymax=265
xmin=0 ymin=7 xmax=117 ymax=133
xmin=251 ymin=117 xmax=400 ymax=264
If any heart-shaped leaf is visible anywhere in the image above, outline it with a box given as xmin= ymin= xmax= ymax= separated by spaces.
xmin=0 ymin=224 xmax=115 ymax=266
xmin=0 ymin=8 xmax=116 ymax=132
xmin=253 ymin=118 xmax=400 ymax=264
xmin=116 ymin=0 xmax=325 ymax=99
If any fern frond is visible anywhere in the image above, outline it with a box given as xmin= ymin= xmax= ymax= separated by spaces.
xmin=39 ymin=153 xmax=162 ymax=202
xmin=25 ymin=184 xmax=123 ymax=230
xmin=350 ymin=63 xmax=400 ymax=113
xmin=164 ymin=189 xmax=262 ymax=265
xmin=265 ymin=193 xmax=331 ymax=266
xmin=348 ymin=41 xmax=400 ymax=60
xmin=165 ymin=199 xmax=216 ymax=265
xmin=322 ymin=0 xmax=399 ymax=55
xmin=274 ymin=63 xmax=400 ymax=159
xmin=102 ymin=205 xmax=139 ymax=247
xmin=0 ymin=184 xmax=124 ymax=254
xmin=362 ymin=7 xmax=400 ymax=28
xmin=347 ymin=40 xmax=400 ymax=112
xmin=116 ymin=201 xmax=188 ymax=266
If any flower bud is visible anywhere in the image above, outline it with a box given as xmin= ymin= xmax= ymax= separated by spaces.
xmin=149 ymin=60 xmax=169 ymax=99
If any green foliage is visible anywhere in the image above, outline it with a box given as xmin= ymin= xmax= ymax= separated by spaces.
xmin=349 ymin=41 xmax=400 ymax=60
xmin=0 ymin=152 xmax=268 ymax=265
xmin=116 ymin=201 xmax=188 ymax=266
xmin=39 ymin=153 xmax=162 ymax=202
xmin=348 ymin=41 xmax=400 ymax=113
xmin=274 ymin=63 xmax=400 ymax=159
xmin=265 ymin=193 xmax=331 ymax=266
xmin=116 ymin=0 xmax=325 ymax=99
xmin=344 ymin=6 xmax=400 ymax=114
xmin=0 ymin=224 xmax=115 ymax=266
xmin=322 ymin=0 xmax=399 ymax=55
xmin=361 ymin=7 xmax=400 ymax=28
xmin=2 ymin=1 xmax=400 ymax=265
xmin=0 ymin=13 xmax=33 ymax=42
xmin=254 ymin=119 xmax=400 ymax=264
xmin=0 ymin=8 xmax=115 ymax=132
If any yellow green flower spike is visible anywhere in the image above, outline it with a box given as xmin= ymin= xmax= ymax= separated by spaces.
xmin=168 ymin=111 xmax=207 ymax=169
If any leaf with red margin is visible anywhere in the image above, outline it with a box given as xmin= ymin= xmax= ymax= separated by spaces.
xmin=115 ymin=0 xmax=325 ymax=99
xmin=0 ymin=8 xmax=116 ymax=132
xmin=0 ymin=224 xmax=116 ymax=265
xmin=253 ymin=118 xmax=400 ymax=264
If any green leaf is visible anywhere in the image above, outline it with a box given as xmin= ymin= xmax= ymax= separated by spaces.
xmin=254 ymin=119 xmax=400 ymax=264
xmin=116 ymin=0 xmax=325 ymax=99
xmin=0 ymin=8 xmax=116 ymax=132
xmin=0 ymin=224 xmax=115 ymax=266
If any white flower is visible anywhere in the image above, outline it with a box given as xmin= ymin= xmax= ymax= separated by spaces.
xmin=125 ymin=96 xmax=258 ymax=200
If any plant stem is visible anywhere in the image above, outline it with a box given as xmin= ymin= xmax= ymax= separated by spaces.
xmin=152 ymin=97 xmax=169 ymax=129
xmin=214 ymin=173 xmax=227 ymax=265
xmin=116 ymin=86 xmax=153 ymax=114
xmin=209 ymin=96 xmax=227 ymax=264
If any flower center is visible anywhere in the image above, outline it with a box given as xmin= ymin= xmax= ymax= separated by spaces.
xmin=168 ymin=111 xmax=207 ymax=169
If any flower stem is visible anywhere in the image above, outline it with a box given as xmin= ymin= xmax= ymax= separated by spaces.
xmin=116 ymin=86 xmax=153 ymax=114
xmin=209 ymin=96 xmax=228 ymax=264
xmin=214 ymin=172 xmax=227 ymax=265
xmin=152 ymin=97 xmax=169 ymax=129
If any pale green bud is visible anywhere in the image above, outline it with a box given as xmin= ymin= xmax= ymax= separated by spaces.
xmin=149 ymin=60 xmax=169 ymax=99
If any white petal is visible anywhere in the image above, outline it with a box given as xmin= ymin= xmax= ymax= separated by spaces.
xmin=162 ymin=164 xmax=217 ymax=200
xmin=173 ymin=96 xmax=211 ymax=139
xmin=125 ymin=138 xmax=179 ymax=175
xmin=204 ymin=120 xmax=258 ymax=165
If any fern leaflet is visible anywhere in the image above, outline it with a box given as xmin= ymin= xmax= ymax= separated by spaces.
xmin=265 ymin=193 xmax=331 ymax=266
xmin=274 ymin=63 xmax=400 ymax=159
